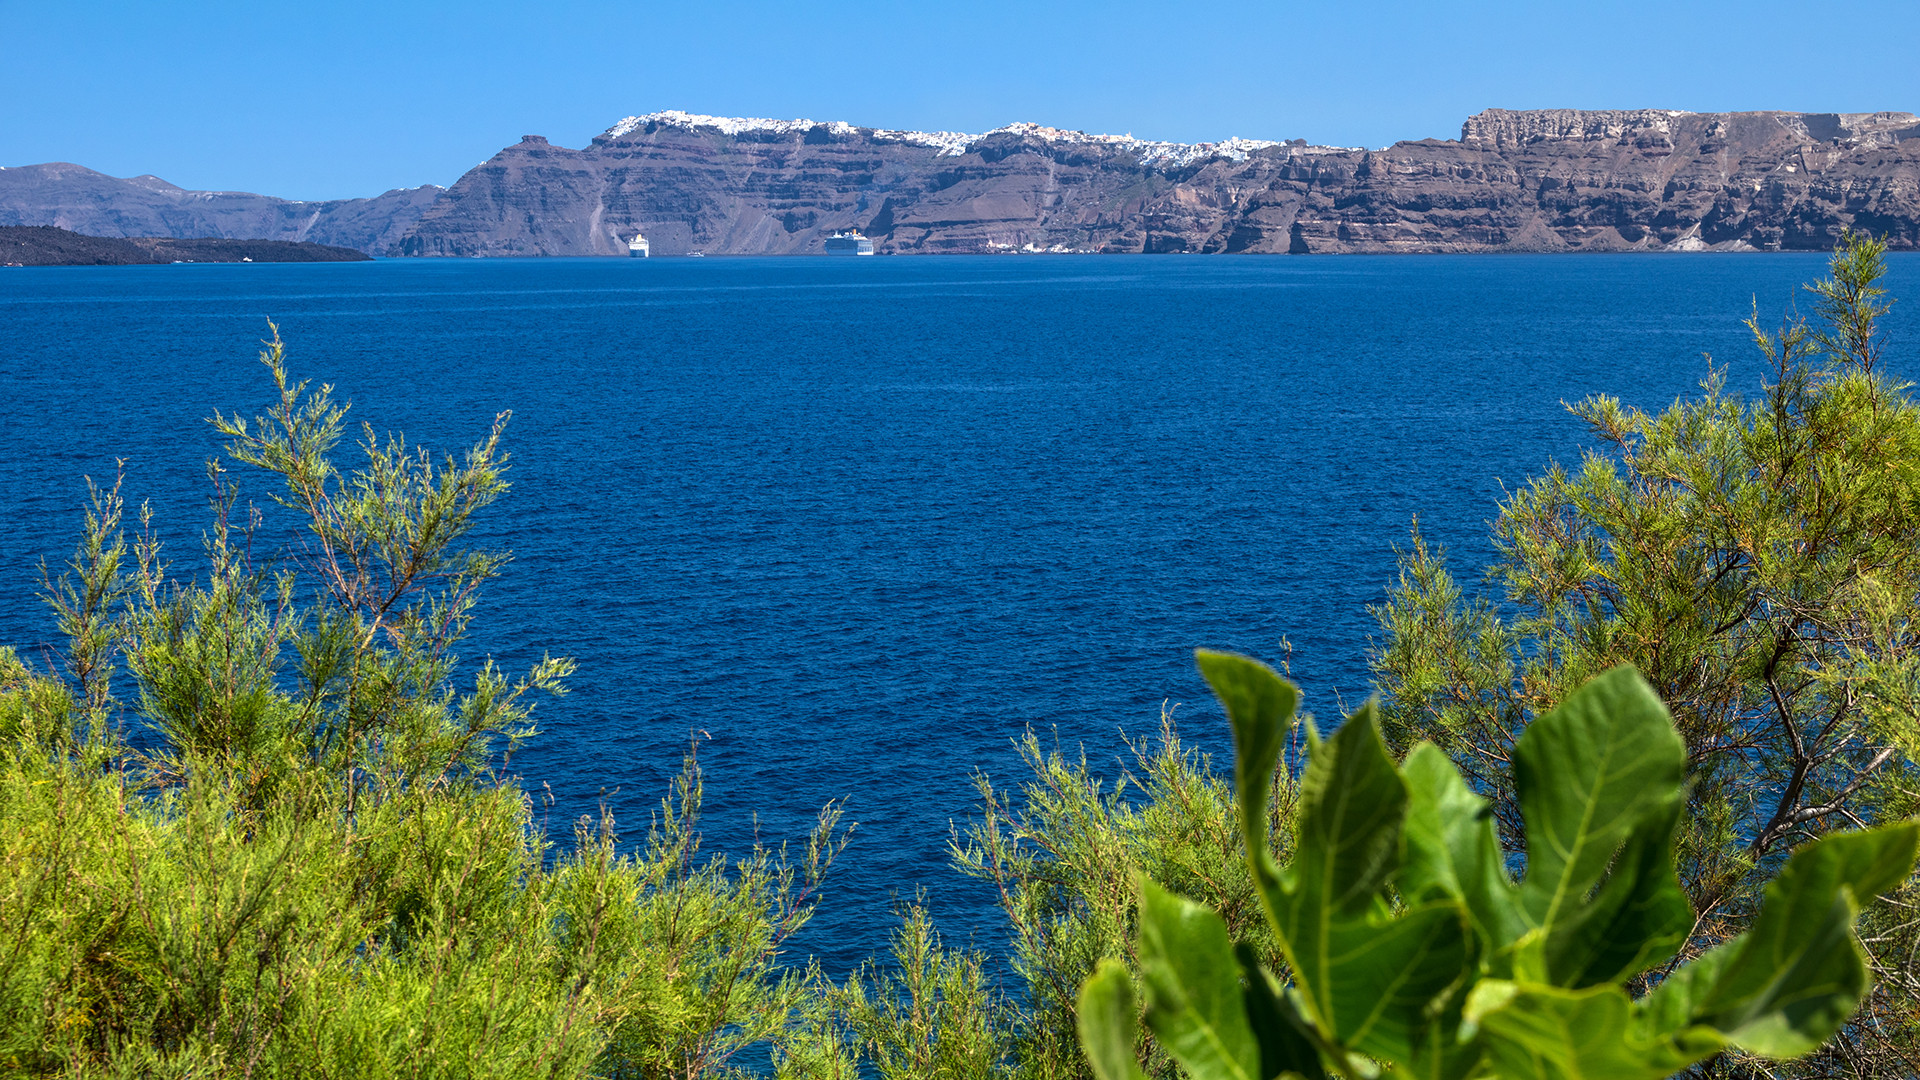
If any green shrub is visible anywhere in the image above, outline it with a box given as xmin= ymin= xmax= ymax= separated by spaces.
xmin=0 ymin=330 xmax=845 ymax=1078
xmin=954 ymin=711 xmax=1298 ymax=1080
xmin=824 ymin=898 xmax=1011 ymax=1080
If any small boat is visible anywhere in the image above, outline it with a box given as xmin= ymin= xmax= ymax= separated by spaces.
xmin=628 ymin=232 xmax=651 ymax=258
xmin=824 ymin=230 xmax=874 ymax=255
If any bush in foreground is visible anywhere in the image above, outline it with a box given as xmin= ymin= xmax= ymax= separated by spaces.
xmin=1078 ymin=652 xmax=1917 ymax=1079
xmin=0 ymin=335 xmax=843 ymax=1078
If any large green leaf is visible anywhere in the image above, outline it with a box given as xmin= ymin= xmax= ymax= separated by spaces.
xmin=1198 ymin=652 xmax=1470 ymax=1070
xmin=1078 ymin=959 xmax=1149 ymax=1080
xmin=1235 ymin=943 xmax=1327 ymax=1080
xmin=1688 ymin=822 xmax=1920 ymax=1057
xmin=1196 ymin=648 xmax=1297 ymax=887
xmin=1404 ymin=1003 xmax=1488 ymax=1080
xmin=1401 ymin=742 xmax=1526 ymax=948
xmin=1322 ymin=900 xmax=1472 ymax=1065
xmin=1630 ymin=941 xmax=1736 ymax=1048
xmin=1468 ymin=979 xmax=1710 ymax=1080
xmin=1403 ymin=669 xmax=1690 ymax=990
xmin=1535 ymin=792 xmax=1691 ymax=988
xmin=1136 ymin=878 xmax=1262 ymax=1080
xmin=1510 ymin=666 xmax=1691 ymax=986
xmin=1396 ymin=746 xmax=1514 ymax=1080
xmin=1290 ymin=699 xmax=1408 ymax=919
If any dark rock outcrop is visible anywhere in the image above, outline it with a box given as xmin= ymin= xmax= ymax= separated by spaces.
xmin=126 ymin=235 xmax=372 ymax=263
xmin=397 ymin=108 xmax=1920 ymax=256
xmin=0 ymin=164 xmax=442 ymax=255
xmin=0 ymin=225 xmax=371 ymax=266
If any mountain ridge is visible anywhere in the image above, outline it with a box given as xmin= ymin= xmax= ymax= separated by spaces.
xmin=0 ymin=163 xmax=443 ymax=255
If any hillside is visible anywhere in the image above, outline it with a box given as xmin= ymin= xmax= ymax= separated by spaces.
xmin=0 ymin=164 xmax=440 ymax=255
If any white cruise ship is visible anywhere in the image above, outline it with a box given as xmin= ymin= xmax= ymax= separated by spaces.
xmin=824 ymin=230 xmax=874 ymax=255
xmin=627 ymin=232 xmax=650 ymax=258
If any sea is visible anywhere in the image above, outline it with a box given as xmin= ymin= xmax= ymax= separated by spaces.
xmin=2 ymin=252 xmax=1910 ymax=973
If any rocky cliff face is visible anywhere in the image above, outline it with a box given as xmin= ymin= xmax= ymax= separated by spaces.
xmin=397 ymin=108 xmax=1920 ymax=256
xmin=0 ymin=163 xmax=442 ymax=255
xmin=1292 ymin=108 xmax=1920 ymax=253
xmin=396 ymin=114 xmax=1320 ymax=256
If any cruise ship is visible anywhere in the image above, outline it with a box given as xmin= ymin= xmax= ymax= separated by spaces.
xmin=824 ymin=230 xmax=874 ymax=255
xmin=627 ymin=232 xmax=650 ymax=258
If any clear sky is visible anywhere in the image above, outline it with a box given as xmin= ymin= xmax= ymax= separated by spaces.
xmin=4 ymin=0 xmax=1918 ymax=201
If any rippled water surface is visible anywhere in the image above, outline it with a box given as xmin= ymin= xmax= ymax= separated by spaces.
xmin=3 ymin=252 xmax=1910 ymax=968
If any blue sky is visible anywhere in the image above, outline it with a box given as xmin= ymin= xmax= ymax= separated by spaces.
xmin=4 ymin=0 xmax=1917 ymax=201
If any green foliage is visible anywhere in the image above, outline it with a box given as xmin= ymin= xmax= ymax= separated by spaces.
xmin=824 ymin=899 xmax=1012 ymax=1080
xmin=954 ymin=709 xmax=1300 ymax=1079
xmin=1370 ymin=234 xmax=1920 ymax=1072
xmin=1077 ymin=652 xmax=1918 ymax=1079
xmin=0 ymin=329 xmax=845 ymax=1078
xmin=588 ymin=761 xmax=848 ymax=1080
xmin=0 ymin=729 xmax=843 ymax=1077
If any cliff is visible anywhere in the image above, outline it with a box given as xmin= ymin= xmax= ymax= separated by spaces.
xmin=0 ymin=164 xmax=442 ymax=255
xmin=396 ymin=108 xmax=1920 ymax=256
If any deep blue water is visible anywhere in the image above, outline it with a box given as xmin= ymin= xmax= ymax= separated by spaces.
xmin=2 ymin=252 xmax=1911 ymax=971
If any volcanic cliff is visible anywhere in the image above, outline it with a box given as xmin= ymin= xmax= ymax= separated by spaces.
xmin=395 ymin=108 xmax=1920 ymax=256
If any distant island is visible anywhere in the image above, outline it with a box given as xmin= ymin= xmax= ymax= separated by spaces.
xmin=0 ymin=226 xmax=370 ymax=266
xmin=5 ymin=108 xmax=1918 ymax=256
